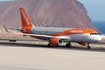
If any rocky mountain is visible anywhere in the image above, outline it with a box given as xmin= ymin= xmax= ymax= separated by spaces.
xmin=0 ymin=0 xmax=100 ymax=32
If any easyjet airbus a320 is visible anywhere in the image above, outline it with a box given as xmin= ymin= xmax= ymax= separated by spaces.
xmin=3 ymin=8 xmax=102 ymax=49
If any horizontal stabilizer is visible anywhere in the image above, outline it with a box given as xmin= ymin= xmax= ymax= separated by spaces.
xmin=3 ymin=24 xmax=9 ymax=32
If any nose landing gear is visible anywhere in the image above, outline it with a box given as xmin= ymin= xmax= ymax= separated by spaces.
xmin=87 ymin=43 xmax=90 ymax=49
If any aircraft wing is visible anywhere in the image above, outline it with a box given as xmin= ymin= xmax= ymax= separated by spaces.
xmin=15 ymin=33 xmax=55 ymax=38
xmin=14 ymin=33 xmax=69 ymax=39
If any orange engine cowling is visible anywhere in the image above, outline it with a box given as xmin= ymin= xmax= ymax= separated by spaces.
xmin=50 ymin=38 xmax=63 ymax=46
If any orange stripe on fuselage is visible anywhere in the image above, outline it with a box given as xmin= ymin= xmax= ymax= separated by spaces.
xmin=21 ymin=27 xmax=97 ymax=39
xmin=50 ymin=29 xmax=97 ymax=36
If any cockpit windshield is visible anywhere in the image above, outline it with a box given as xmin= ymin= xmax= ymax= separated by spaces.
xmin=90 ymin=33 xmax=98 ymax=35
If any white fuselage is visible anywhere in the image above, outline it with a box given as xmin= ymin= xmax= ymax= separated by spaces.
xmin=30 ymin=27 xmax=102 ymax=43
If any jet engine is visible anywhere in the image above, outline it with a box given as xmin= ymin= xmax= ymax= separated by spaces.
xmin=50 ymin=38 xmax=63 ymax=46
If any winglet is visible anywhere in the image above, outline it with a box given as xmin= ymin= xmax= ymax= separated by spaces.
xmin=3 ymin=24 xmax=8 ymax=32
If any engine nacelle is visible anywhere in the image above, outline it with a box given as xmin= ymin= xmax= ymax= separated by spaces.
xmin=50 ymin=38 xmax=63 ymax=46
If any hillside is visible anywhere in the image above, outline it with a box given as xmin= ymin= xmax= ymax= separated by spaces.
xmin=0 ymin=0 xmax=100 ymax=32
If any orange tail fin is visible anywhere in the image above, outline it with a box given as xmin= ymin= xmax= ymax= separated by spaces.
xmin=20 ymin=7 xmax=34 ymax=27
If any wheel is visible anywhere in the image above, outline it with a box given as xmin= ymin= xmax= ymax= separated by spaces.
xmin=66 ymin=43 xmax=71 ymax=47
xmin=66 ymin=44 xmax=68 ymax=47
xmin=48 ymin=44 xmax=53 ymax=47
xmin=48 ymin=44 xmax=50 ymax=47
xmin=87 ymin=46 xmax=90 ymax=49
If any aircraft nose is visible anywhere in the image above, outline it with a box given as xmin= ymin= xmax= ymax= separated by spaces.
xmin=95 ymin=35 xmax=102 ymax=42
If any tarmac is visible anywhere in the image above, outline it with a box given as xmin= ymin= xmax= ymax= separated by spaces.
xmin=0 ymin=41 xmax=105 ymax=70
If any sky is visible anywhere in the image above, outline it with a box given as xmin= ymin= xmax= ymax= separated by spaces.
xmin=0 ymin=0 xmax=105 ymax=21
xmin=77 ymin=0 xmax=105 ymax=21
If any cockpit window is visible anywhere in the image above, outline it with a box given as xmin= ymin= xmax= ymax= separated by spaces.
xmin=90 ymin=33 xmax=97 ymax=35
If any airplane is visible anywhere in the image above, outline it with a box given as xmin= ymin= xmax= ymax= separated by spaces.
xmin=3 ymin=7 xmax=102 ymax=49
